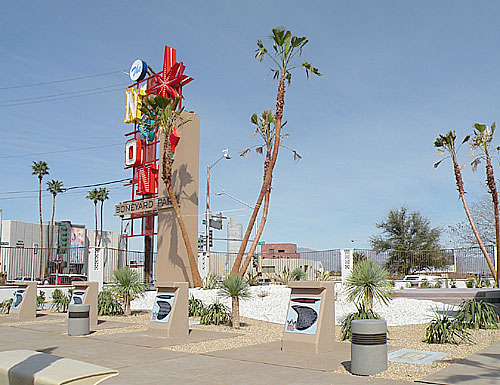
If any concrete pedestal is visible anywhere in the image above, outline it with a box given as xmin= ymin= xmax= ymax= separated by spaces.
xmin=9 ymin=281 xmax=37 ymax=320
xmin=148 ymin=282 xmax=188 ymax=338
xmin=71 ymin=281 xmax=98 ymax=330
xmin=281 ymin=281 xmax=335 ymax=354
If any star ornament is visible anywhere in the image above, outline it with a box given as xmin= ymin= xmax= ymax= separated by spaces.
xmin=148 ymin=62 xmax=193 ymax=100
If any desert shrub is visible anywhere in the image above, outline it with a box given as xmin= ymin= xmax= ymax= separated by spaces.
xmin=37 ymin=291 xmax=46 ymax=310
xmin=0 ymin=298 xmax=13 ymax=313
xmin=199 ymin=301 xmax=230 ymax=325
xmin=188 ymin=297 xmax=205 ymax=317
xmin=465 ymin=278 xmax=474 ymax=288
xmin=290 ymin=267 xmax=306 ymax=281
xmin=456 ymin=300 xmax=499 ymax=329
xmin=317 ymin=270 xmax=332 ymax=281
xmin=434 ymin=280 xmax=442 ymax=289
xmin=245 ymin=271 xmax=260 ymax=286
xmin=340 ymin=303 xmax=380 ymax=341
xmin=51 ymin=288 xmax=72 ymax=312
xmin=0 ymin=272 xmax=7 ymax=285
xmin=425 ymin=307 xmax=473 ymax=344
xmin=450 ymin=279 xmax=457 ymax=288
xmin=202 ymin=273 xmax=221 ymax=290
xmin=274 ymin=267 xmax=291 ymax=285
xmin=111 ymin=267 xmax=145 ymax=316
xmin=420 ymin=280 xmax=432 ymax=289
xmin=98 ymin=289 xmax=124 ymax=316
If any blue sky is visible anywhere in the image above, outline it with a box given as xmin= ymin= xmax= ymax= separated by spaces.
xmin=1 ymin=1 xmax=499 ymax=251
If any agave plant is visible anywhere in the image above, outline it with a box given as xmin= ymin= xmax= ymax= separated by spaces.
xmin=456 ymin=300 xmax=499 ymax=329
xmin=290 ymin=267 xmax=306 ymax=281
xmin=111 ymin=267 xmax=145 ymax=315
xmin=344 ymin=259 xmax=392 ymax=310
xmin=425 ymin=307 xmax=473 ymax=344
xmin=218 ymin=274 xmax=251 ymax=328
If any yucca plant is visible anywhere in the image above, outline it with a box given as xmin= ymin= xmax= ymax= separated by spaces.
xmin=219 ymin=273 xmax=251 ymax=328
xmin=188 ymin=297 xmax=205 ymax=317
xmin=245 ymin=270 xmax=260 ymax=286
xmin=340 ymin=303 xmax=380 ymax=341
xmin=98 ymin=289 xmax=124 ymax=316
xmin=344 ymin=260 xmax=392 ymax=310
xmin=51 ymin=288 xmax=72 ymax=312
xmin=199 ymin=301 xmax=230 ymax=325
xmin=455 ymin=300 xmax=499 ymax=329
xmin=111 ymin=267 xmax=145 ymax=315
xmin=317 ymin=270 xmax=332 ymax=281
xmin=425 ymin=307 xmax=473 ymax=344
xmin=202 ymin=273 xmax=220 ymax=290
xmin=290 ymin=267 xmax=306 ymax=281
xmin=37 ymin=290 xmax=46 ymax=310
xmin=274 ymin=266 xmax=291 ymax=285
xmin=0 ymin=298 xmax=13 ymax=313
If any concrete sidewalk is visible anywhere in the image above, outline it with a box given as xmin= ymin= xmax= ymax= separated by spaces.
xmin=0 ymin=323 xmax=409 ymax=385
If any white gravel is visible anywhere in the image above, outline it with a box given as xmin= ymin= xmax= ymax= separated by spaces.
xmin=131 ymin=285 xmax=457 ymax=326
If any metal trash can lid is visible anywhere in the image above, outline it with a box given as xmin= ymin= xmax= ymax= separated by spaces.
xmin=351 ymin=319 xmax=387 ymax=334
xmin=68 ymin=304 xmax=90 ymax=313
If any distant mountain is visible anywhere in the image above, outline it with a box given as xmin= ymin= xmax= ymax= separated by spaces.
xmin=297 ymin=247 xmax=317 ymax=253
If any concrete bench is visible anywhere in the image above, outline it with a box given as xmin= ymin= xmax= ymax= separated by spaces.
xmin=0 ymin=350 xmax=118 ymax=385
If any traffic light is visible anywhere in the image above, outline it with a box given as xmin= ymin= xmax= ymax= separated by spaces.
xmin=198 ymin=236 xmax=206 ymax=251
xmin=252 ymin=256 xmax=258 ymax=269
xmin=209 ymin=230 xmax=213 ymax=248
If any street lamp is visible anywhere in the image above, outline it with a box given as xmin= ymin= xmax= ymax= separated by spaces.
xmin=215 ymin=189 xmax=258 ymax=239
xmin=206 ymin=149 xmax=231 ymax=254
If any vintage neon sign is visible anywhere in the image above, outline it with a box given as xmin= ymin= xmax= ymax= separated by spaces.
xmin=129 ymin=59 xmax=148 ymax=82
xmin=136 ymin=165 xmax=157 ymax=195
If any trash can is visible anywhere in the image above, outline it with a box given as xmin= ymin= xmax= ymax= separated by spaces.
xmin=351 ymin=319 xmax=387 ymax=375
xmin=68 ymin=304 xmax=90 ymax=336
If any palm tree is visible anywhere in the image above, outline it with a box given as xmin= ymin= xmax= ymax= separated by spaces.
xmin=31 ymin=161 xmax=49 ymax=278
xmin=470 ymin=122 xmax=500 ymax=287
xmin=239 ymin=110 xmax=301 ymax=275
xmin=111 ymin=267 xmax=145 ymax=315
xmin=140 ymin=95 xmax=202 ymax=287
xmin=344 ymin=260 xmax=392 ymax=311
xmin=434 ymin=131 xmax=497 ymax=280
xmin=218 ymin=273 xmax=251 ymax=329
xmin=97 ymin=188 xmax=109 ymax=247
xmin=231 ymin=27 xmax=321 ymax=275
xmin=46 ymin=179 xmax=64 ymax=275
xmin=86 ymin=188 xmax=100 ymax=248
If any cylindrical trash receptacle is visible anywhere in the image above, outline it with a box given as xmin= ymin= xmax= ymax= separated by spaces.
xmin=351 ymin=319 xmax=387 ymax=375
xmin=485 ymin=290 xmax=500 ymax=316
xmin=68 ymin=304 xmax=90 ymax=336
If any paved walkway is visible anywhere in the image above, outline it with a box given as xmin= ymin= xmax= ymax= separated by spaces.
xmin=1 ymin=315 xmax=499 ymax=384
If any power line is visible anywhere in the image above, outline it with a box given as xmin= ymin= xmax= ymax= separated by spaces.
xmin=0 ymin=70 xmax=126 ymax=90
xmin=0 ymin=178 xmax=130 ymax=195
xmin=0 ymin=143 xmax=122 ymax=159
xmin=0 ymin=87 xmax=125 ymax=107
xmin=0 ymin=82 xmax=130 ymax=104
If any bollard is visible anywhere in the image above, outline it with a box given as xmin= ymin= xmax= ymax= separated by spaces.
xmin=68 ymin=304 xmax=90 ymax=336
xmin=351 ymin=319 xmax=387 ymax=375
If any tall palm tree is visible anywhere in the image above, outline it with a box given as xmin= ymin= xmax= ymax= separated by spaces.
xmin=470 ymin=122 xmax=500 ymax=287
xmin=434 ymin=130 xmax=497 ymax=280
xmin=46 ymin=179 xmax=64 ymax=275
xmin=31 ymin=161 xmax=49 ymax=278
xmin=140 ymin=95 xmax=202 ymax=287
xmin=86 ymin=188 xmax=100 ymax=248
xmin=218 ymin=273 xmax=251 ymax=329
xmin=238 ymin=110 xmax=301 ymax=275
xmin=97 ymin=188 xmax=109 ymax=247
xmin=231 ymin=27 xmax=321 ymax=275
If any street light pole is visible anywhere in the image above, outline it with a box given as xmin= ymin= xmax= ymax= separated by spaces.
xmin=206 ymin=149 xmax=230 ymax=254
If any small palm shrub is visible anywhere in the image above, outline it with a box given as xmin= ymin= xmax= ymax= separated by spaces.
xmin=344 ymin=260 xmax=392 ymax=310
xmin=245 ymin=271 xmax=260 ymax=286
xmin=455 ymin=300 xmax=499 ymax=329
xmin=425 ymin=307 xmax=473 ymax=344
xmin=340 ymin=303 xmax=380 ymax=341
xmin=202 ymin=273 xmax=220 ymax=289
xmin=199 ymin=301 xmax=230 ymax=325
xmin=0 ymin=298 xmax=12 ymax=313
xmin=98 ymin=289 xmax=124 ymax=316
xmin=188 ymin=297 xmax=205 ymax=317
xmin=51 ymin=288 xmax=72 ymax=312
xmin=420 ymin=280 xmax=432 ymax=289
xmin=37 ymin=290 xmax=46 ymax=310
xmin=219 ymin=273 xmax=251 ymax=328
xmin=111 ymin=267 xmax=145 ymax=315
xmin=290 ymin=267 xmax=306 ymax=281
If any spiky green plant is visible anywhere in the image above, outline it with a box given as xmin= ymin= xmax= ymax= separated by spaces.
xmin=290 ymin=267 xmax=306 ymax=281
xmin=245 ymin=270 xmax=260 ymax=286
xmin=340 ymin=303 xmax=380 ymax=341
xmin=111 ymin=267 xmax=145 ymax=315
xmin=317 ymin=270 xmax=332 ymax=281
xmin=199 ymin=301 xmax=230 ymax=325
xmin=218 ymin=273 xmax=252 ymax=328
xmin=98 ymin=289 xmax=124 ymax=316
xmin=425 ymin=307 xmax=473 ymax=344
xmin=456 ymin=300 xmax=499 ymax=329
xmin=274 ymin=266 xmax=291 ymax=285
xmin=0 ymin=298 xmax=13 ymax=313
xmin=344 ymin=260 xmax=392 ymax=310
xmin=50 ymin=288 xmax=72 ymax=312
xmin=202 ymin=273 xmax=220 ymax=290
xmin=188 ymin=297 xmax=205 ymax=317
xmin=37 ymin=290 xmax=46 ymax=310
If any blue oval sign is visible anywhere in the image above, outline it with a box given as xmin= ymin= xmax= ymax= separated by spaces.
xmin=130 ymin=59 xmax=148 ymax=82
